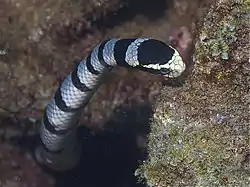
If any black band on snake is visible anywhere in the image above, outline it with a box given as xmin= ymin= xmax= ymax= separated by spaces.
xmin=34 ymin=38 xmax=186 ymax=171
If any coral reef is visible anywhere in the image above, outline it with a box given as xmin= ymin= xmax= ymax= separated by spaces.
xmin=136 ymin=0 xmax=250 ymax=186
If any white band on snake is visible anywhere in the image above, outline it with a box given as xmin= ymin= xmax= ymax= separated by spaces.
xmin=35 ymin=38 xmax=186 ymax=171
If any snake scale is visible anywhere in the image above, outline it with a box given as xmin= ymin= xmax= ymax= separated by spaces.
xmin=34 ymin=38 xmax=186 ymax=171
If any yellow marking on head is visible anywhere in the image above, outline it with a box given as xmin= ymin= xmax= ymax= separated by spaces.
xmin=141 ymin=48 xmax=185 ymax=78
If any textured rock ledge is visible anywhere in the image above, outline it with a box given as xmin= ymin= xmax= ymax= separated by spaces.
xmin=136 ymin=0 xmax=250 ymax=186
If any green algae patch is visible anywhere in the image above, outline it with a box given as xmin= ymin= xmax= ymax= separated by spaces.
xmin=136 ymin=111 xmax=250 ymax=186
xmin=136 ymin=0 xmax=250 ymax=186
xmin=196 ymin=0 xmax=250 ymax=62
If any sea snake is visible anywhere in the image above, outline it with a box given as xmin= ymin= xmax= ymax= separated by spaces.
xmin=34 ymin=38 xmax=186 ymax=171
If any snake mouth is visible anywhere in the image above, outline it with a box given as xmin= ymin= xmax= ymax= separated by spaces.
xmin=136 ymin=65 xmax=172 ymax=77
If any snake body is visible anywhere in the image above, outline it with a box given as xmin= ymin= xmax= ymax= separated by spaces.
xmin=35 ymin=38 xmax=186 ymax=171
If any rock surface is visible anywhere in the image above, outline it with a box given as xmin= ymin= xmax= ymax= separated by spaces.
xmin=136 ymin=0 xmax=250 ymax=186
xmin=0 ymin=0 xmax=228 ymax=186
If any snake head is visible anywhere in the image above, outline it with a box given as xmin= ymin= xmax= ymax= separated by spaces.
xmin=135 ymin=39 xmax=186 ymax=78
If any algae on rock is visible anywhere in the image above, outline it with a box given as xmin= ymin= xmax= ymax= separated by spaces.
xmin=136 ymin=0 xmax=250 ymax=186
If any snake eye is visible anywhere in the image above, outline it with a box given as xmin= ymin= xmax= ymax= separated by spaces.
xmin=160 ymin=68 xmax=170 ymax=75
